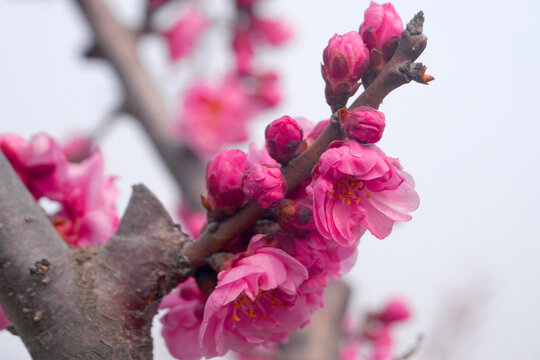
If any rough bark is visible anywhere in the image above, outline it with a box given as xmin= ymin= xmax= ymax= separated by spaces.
xmin=0 ymin=152 xmax=192 ymax=359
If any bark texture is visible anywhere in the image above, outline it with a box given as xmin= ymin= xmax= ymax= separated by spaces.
xmin=0 ymin=152 xmax=191 ymax=359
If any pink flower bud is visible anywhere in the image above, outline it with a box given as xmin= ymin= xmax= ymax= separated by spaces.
xmin=305 ymin=119 xmax=330 ymax=147
xmin=253 ymin=17 xmax=293 ymax=47
xmin=206 ymin=150 xmax=250 ymax=212
xmin=359 ymin=2 xmax=403 ymax=51
xmin=163 ymin=7 xmax=208 ymax=62
xmin=243 ymin=164 xmax=285 ymax=209
xmin=265 ymin=116 xmax=303 ymax=164
xmin=322 ymin=31 xmax=369 ymax=88
xmin=277 ymin=199 xmax=316 ymax=235
xmin=378 ymin=297 xmax=411 ymax=324
xmin=340 ymin=106 xmax=385 ymax=144
xmin=62 ymin=135 xmax=93 ymax=163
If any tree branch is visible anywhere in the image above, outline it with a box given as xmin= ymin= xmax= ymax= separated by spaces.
xmin=74 ymin=0 xmax=205 ymax=210
xmin=277 ymin=281 xmax=350 ymax=360
xmin=0 ymin=151 xmax=193 ymax=358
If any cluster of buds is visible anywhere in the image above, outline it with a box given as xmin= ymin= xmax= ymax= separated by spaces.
xmin=322 ymin=1 xmax=404 ymax=110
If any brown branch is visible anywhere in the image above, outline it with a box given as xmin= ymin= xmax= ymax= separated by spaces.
xmin=0 ymin=151 xmax=193 ymax=359
xmin=351 ymin=11 xmax=429 ymax=109
xmin=74 ymin=0 xmax=205 ymax=210
xmin=185 ymin=13 xmax=429 ymax=267
xmin=277 ymin=281 xmax=351 ymax=360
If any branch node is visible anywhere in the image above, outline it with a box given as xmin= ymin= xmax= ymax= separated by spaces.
xmin=399 ymin=62 xmax=433 ymax=84
xmin=406 ymin=11 xmax=425 ymax=35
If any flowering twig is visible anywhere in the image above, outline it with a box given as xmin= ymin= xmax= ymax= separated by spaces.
xmin=75 ymin=0 xmax=205 ymax=210
xmin=184 ymin=11 xmax=430 ymax=267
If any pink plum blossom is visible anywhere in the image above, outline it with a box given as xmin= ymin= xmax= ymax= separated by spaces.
xmin=377 ymin=297 xmax=410 ymax=324
xmin=248 ymin=143 xmax=279 ymax=167
xmin=160 ymin=278 xmax=206 ymax=360
xmin=242 ymin=164 xmax=285 ymax=209
xmin=233 ymin=28 xmax=255 ymax=75
xmin=199 ymin=245 xmax=322 ymax=357
xmin=1 ymin=133 xmax=119 ymax=248
xmin=51 ymin=150 xmax=119 ymax=247
xmin=307 ymin=141 xmax=419 ymax=247
xmin=305 ymin=119 xmax=330 ymax=147
xmin=206 ymin=149 xmax=250 ymax=213
xmin=265 ymin=116 xmax=303 ymax=164
xmin=62 ymin=134 xmax=94 ymax=163
xmin=359 ymin=2 xmax=403 ymax=50
xmin=163 ymin=7 xmax=208 ymax=61
xmin=252 ymin=18 xmax=293 ymax=47
xmin=322 ymin=32 xmax=369 ymax=88
xmin=341 ymin=107 xmax=386 ymax=144
xmin=176 ymin=78 xmax=254 ymax=158
xmin=252 ymin=72 xmax=282 ymax=109
xmin=0 ymin=306 xmax=10 ymax=330
xmin=0 ymin=133 xmax=67 ymax=201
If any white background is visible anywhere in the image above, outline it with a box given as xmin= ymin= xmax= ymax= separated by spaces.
xmin=1 ymin=0 xmax=539 ymax=359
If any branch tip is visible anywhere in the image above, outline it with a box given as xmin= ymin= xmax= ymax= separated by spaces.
xmin=406 ymin=11 xmax=425 ymax=35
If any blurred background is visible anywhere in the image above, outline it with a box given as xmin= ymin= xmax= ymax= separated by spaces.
xmin=1 ymin=0 xmax=539 ymax=359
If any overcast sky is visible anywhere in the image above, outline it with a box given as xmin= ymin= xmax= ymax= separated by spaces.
xmin=1 ymin=0 xmax=539 ymax=359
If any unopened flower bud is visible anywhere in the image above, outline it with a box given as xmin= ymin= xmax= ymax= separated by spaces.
xmin=265 ymin=116 xmax=303 ymax=164
xmin=377 ymin=297 xmax=411 ymax=324
xmin=322 ymin=31 xmax=369 ymax=109
xmin=359 ymin=2 xmax=403 ymax=52
xmin=340 ymin=106 xmax=385 ymax=144
xmin=62 ymin=135 xmax=93 ymax=163
xmin=206 ymin=149 xmax=249 ymax=213
xmin=277 ymin=199 xmax=316 ymax=235
xmin=243 ymin=164 xmax=285 ymax=209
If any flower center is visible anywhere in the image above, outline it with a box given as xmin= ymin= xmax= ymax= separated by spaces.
xmin=330 ymin=176 xmax=370 ymax=205
xmin=231 ymin=289 xmax=286 ymax=322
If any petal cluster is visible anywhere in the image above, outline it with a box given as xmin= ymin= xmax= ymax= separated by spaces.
xmin=163 ymin=6 xmax=208 ymax=61
xmin=160 ymin=278 xmax=206 ymax=360
xmin=177 ymin=78 xmax=254 ymax=158
xmin=307 ymin=141 xmax=419 ymax=247
xmin=199 ymin=246 xmax=313 ymax=357
xmin=242 ymin=164 xmax=285 ymax=209
xmin=0 ymin=133 xmax=119 ymax=247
